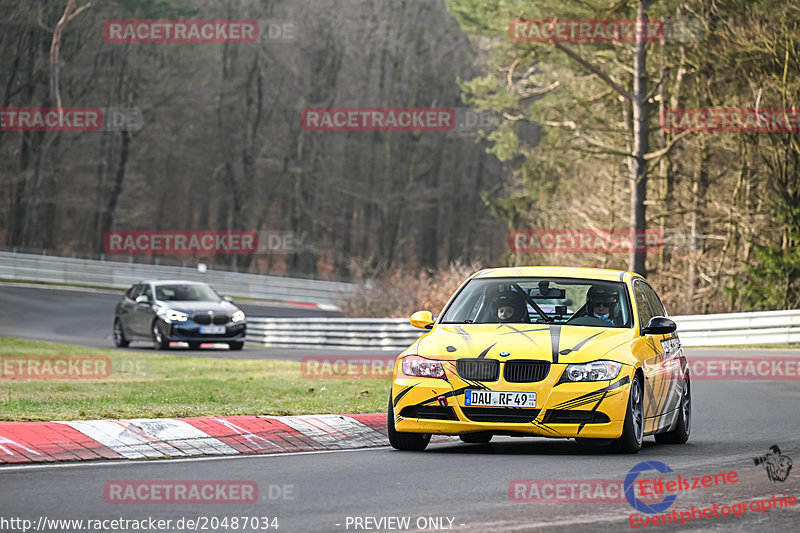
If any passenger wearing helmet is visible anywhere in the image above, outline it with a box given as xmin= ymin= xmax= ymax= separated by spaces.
xmin=586 ymin=286 xmax=618 ymax=326
xmin=491 ymin=291 xmax=528 ymax=323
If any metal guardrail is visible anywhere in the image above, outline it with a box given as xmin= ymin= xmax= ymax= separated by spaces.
xmin=246 ymin=310 xmax=800 ymax=350
xmin=247 ymin=318 xmax=422 ymax=350
xmin=0 ymin=251 xmax=354 ymax=306
xmin=672 ymin=309 xmax=800 ymax=347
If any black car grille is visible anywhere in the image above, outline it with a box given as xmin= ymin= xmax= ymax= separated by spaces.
xmin=461 ymin=407 xmax=541 ymax=423
xmin=193 ymin=313 xmax=229 ymax=325
xmin=399 ymin=405 xmax=458 ymax=420
xmin=457 ymin=359 xmax=499 ymax=381
xmin=504 ymin=360 xmax=551 ymax=383
xmin=543 ymin=410 xmax=610 ymax=424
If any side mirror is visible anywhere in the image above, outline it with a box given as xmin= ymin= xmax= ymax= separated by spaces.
xmin=410 ymin=310 xmax=434 ymax=330
xmin=135 ymin=295 xmax=150 ymax=304
xmin=642 ymin=316 xmax=676 ymax=335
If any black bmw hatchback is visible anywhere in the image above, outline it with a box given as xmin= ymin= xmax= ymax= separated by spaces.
xmin=113 ymin=280 xmax=246 ymax=350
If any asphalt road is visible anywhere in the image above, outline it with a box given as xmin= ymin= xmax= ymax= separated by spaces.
xmin=1 ymin=283 xmax=799 ymax=531
xmin=0 ymin=283 xmax=397 ymax=360
xmin=1 ymin=378 xmax=798 ymax=532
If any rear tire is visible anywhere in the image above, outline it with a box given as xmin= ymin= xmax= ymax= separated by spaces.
xmin=151 ymin=320 xmax=170 ymax=350
xmin=188 ymin=341 xmax=201 ymax=350
xmin=460 ymin=433 xmax=492 ymax=444
xmin=609 ymin=373 xmax=644 ymax=454
xmin=113 ymin=319 xmax=129 ymax=348
xmin=388 ymin=396 xmax=431 ymax=451
xmin=228 ymin=341 xmax=244 ymax=351
xmin=655 ymin=374 xmax=691 ymax=444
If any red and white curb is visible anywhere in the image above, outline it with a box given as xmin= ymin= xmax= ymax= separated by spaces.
xmin=0 ymin=414 xmax=451 ymax=464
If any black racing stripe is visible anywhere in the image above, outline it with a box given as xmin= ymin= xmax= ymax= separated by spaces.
xmin=554 ymin=390 xmax=623 ymax=411
xmin=416 ymin=384 xmax=487 ymax=407
xmin=498 ymin=325 xmax=549 ymax=345
xmin=392 ymin=384 xmax=418 ymax=407
xmin=551 ymin=376 xmax=630 ymax=409
xmin=559 ymin=332 xmax=602 ymax=356
xmin=532 ymin=421 xmax=559 ymax=434
xmin=550 ymin=324 xmax=562 ymax=364
xmin=477 ymin=342 xmax=497 ymax=359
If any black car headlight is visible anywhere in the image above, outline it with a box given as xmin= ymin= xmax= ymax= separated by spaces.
xmin=232 ymin=310 xmax=245 ymax=322
xmin=561 ymin=361 xmax=622 ymax=382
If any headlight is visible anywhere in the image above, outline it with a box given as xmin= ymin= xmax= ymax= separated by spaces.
xmin=165 ymin=310 xmax=189 ymax=323
xmin=562 ymin=361 xmax=622 ymax=382
xmin=401 ymin=355 xmax=446 ymax=379
xmin=232 ymin=310 xmax=246 ymax=322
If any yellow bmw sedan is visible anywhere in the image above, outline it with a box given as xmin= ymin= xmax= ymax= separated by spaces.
xmin=388 ymin=266 xmax=691 ymax=453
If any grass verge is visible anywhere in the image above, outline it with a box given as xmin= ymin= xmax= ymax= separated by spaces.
xmin=0 ymin=338 xmax=389 ymax=421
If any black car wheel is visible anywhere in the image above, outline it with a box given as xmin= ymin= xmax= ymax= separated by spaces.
xmin=388 ymin=395 xmax=431 ymax=451
xmin=113 ymin=319 xmax=129 ymax=348
xmin=228 ymin=341 xmax=244 ymax=351
xmin=609 ymin=373 xmax=644 ymax=453
xmin=188 ymin=341 xmax=201 ymax=350
xmin=151 ymin=319 xmax=170 ymax=350
xmin=655 ymin=373 xmax=691 ymax=444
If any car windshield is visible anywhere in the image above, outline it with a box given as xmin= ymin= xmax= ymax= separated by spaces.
xmin=439 ymin=277 xmax=632 ymax=328
xmin=154 ymin=284 xmax=220 ymax=302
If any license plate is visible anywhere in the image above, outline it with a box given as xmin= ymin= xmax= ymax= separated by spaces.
xmin=464 ymin=390 xmax=536 ymax=408
xmin=199 ymin=325 xmax=225 ymax=334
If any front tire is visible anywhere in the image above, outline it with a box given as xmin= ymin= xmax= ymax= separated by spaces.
xmin=228 ymin=341 xmax=244 ymax=351
xmin=388 ymin=396 xmax=431 ymax=451
xmin=151 ymin=320 xmax=170 ymax=350
xmin=113 ymin=319 xmax=129 ymax=348
xmin=609 ymin=373 xmax=644 ymax=453
xmin=655 ymin=374 xmax=691 ymax=444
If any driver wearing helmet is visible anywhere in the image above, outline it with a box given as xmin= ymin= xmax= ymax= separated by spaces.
xmin=586 ymin=286 xmax=618 ymax=326
xmin=491 ymin=291 xmax=528 ymax=323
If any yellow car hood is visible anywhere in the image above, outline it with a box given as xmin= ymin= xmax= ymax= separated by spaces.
xmin=415 ymin=323 xmax=636 ymax=364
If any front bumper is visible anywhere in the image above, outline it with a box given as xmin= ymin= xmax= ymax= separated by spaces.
xmin=392 ymin=361 xmax=633 ymax=439
xmin=164 ymin=322 xmax=246 ymax=343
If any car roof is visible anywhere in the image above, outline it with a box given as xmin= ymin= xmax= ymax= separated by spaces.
xmin=470 ymin=266 xmax=642 ymax=283
xmin=136 ymin=280 xmax=211 ymax=286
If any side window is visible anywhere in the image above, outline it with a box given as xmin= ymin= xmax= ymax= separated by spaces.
xmin=142 ymin=285 xmax=154 ymax=301
xmin=633 ymin=281 xmax=655 ymax=331
xmin=127 ymin=285 xmax=142 ymax=300
xmin=642 ymin=283 xmax=667 ymax=318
